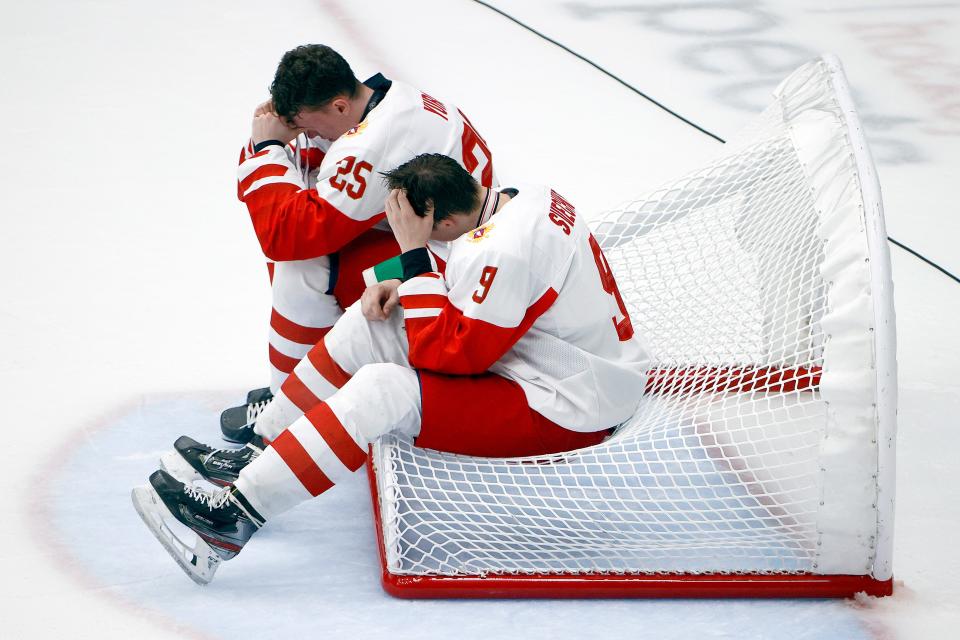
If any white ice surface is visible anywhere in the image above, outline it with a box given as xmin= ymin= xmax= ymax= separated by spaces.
xmin=1 ymin=1 xmax=958 ymax=638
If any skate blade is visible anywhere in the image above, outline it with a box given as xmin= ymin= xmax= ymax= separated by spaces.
xmin=158 ymin=450 xmax=205 ymax=486
xmin=131 ymin=485 xmax=220 ymax=585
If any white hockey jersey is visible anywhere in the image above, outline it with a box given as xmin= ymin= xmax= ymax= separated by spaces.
xmin=237 ymin=75 xmax=495 ymax=261
xmin=397 ymin=186 xmax=650 ymax=432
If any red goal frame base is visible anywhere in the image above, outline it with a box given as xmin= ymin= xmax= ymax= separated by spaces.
xmin=379 ymin=571 xmax=893 ymax=600
xmin=366 ymin=459 xmax=892 ymax=600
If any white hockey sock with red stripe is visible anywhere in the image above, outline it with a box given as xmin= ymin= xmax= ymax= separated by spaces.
xmin=268 ymin=257 xmax=343 ymax=391
xmin=235 ymin=363 xmax=422 ymax=519
xmin=255 ymin=301 xmax=413 ymax=440
xmin=256 ymin=337 xmax=353 ymax=441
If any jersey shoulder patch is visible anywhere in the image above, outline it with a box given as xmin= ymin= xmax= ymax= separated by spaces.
xmin=465 ymin=221 xmax=496 ymax=243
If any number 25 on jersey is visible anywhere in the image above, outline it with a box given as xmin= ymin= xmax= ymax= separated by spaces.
xmin=329 ymin=156 xmax=372 ymax=199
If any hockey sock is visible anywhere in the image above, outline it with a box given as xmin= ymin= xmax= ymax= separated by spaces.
xmin=234 ymin=401 xmax=368 ymax=519
xmin=255 ymin=338 xmax=354 ymax=441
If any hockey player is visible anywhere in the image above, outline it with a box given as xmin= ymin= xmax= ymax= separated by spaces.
xmin=227 ymin=45 xmax=496 ymax=442
xmin=133 ymin=154 xmax=649 ymax=584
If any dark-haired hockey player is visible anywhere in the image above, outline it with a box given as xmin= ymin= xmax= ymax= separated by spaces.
xmin=134 ymin=154 xmax=648 ymax=584
xmin=226 ymin=44 xmax=495 ymax=440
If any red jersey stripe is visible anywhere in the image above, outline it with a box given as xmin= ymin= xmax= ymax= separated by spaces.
xmin=405 ymin=287 xmax=559 ymax=375
xmin=239 ymin=163 xmax=290 ymax=195
xmin=280 ymin=372 xmax=321 ymax=415
xmin=402 ymin=316 xmax=435 ymax=335
xmin=271 ymin=430 xmax=334 ymax=496
xmin=399 ymin=294 xmax=448 ymax=310
xmin=306 ymin=403 xmax=368 ymax=472
xmin=270 ymin=309 xmax=331 ymax=346
xmin=428 ymin=253 xmax=447 ymax=274
xmin=243 ymin=185 xmax=386 ymax=261
xmin=305 ymin=340 xmax=352 ymax=388
xmin=518 ymin=288 xmax=559 ymax=334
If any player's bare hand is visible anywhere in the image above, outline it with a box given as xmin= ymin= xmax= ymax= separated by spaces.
xmin=251 ymin=111 xmax=301 ymax=145
xmin=253 ymin=99 xmax=275 ymax=117
xmin=385 ymin=189 xmax=433 ymax=253
xmin=361 ymin=280 xmax=401 ymax=321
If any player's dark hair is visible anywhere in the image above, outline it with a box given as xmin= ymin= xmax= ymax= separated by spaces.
xmin=270 ymin=45 xmax=360 ymax=121
xmin=382 ymin=154 xmax=481 ymax=223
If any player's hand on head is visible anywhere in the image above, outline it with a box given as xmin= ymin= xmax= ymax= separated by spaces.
xmin=361 ymin=279 xmax=401 ymax=321
xmin=251 ymin=111 xmax=301 ymax=145
xmin=253 ymin=99 xmax=275 ymax=117
xmin=386 ymin=189 xmax=433 ymax=253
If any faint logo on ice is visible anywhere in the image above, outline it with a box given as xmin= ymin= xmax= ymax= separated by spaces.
xmin=564 ymin=1 xmax=938 ymax=165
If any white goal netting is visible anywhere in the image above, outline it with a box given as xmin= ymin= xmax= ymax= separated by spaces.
xmin=370 ymin=56 xmax=896 ymax=585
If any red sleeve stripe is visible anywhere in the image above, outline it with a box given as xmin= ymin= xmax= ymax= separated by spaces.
xmin=270 ymin=429 xmax=334 ymax=496
xmin=405 ymin=287 xmax=559 ymax=375
xmin=306 ymin=339 xmax=352 ymax=388
xmin=242 ymin=174 xmax=305 ymax=198
xmin=402 ymin=316 xmax=435 ymax=334
xmin=416 ymin=272 xmax=441 ymax=279
xmin=243 ymin=185 xmax=386 ymax=260
xmin=517 ymin=287 xmax=559 ymax=334
xmin=306 ymin=402 xmax=368 ymax=472
xmin=242 ymin=180 xmax=300 ymax=209
xmin=429 ymin=254 xmax=447 ymax=275
xmin=279 ymin=372 xmax=322 ymax=415
xmin=269 ymin=344 xmax=300 ymax=374
xmin=399 ymin=294 xmax=448 ymax=310
xmin=270 ymin=309 xmax=332 ymax=346
xmin=239 ymin=163 xmax=290 ymax=194
xmin=238 ymin=140 xmax=255 ymax=160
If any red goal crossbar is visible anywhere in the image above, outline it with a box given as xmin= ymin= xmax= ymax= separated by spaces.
xmin=645 ymin=366 xmax=821 ymax=395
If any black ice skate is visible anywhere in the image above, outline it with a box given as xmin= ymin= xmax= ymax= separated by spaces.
xmin=159 ymin=435 xmax=264 ymax=487
xmin=131 ymin=470 xmax=264 ymax=585
xmin=220 ymin=388 xmax=273 ymax=444
xmin=245 ymin=386 xmax=273 ymax=405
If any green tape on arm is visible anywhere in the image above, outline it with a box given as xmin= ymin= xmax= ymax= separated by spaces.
xmin=362 ymin=255 xmax=404 ymax=286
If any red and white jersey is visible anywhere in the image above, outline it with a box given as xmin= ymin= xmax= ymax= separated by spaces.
xmin=237 ymin=77 xmax=494 ymax=261
xmin=397 ymin=186 xmax=650 ymax=432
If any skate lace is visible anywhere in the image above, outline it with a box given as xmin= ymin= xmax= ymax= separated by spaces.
xmin=183 ymin=484 xmax=233 ymax=511
xmin=246 ymin=398 xmax=272 ymax=425
xmin=204 ymin=443 xmax=262 ymax=464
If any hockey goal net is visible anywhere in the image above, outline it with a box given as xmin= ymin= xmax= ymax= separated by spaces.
xmin=367 ymin=55 xmax=896 ymax=598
